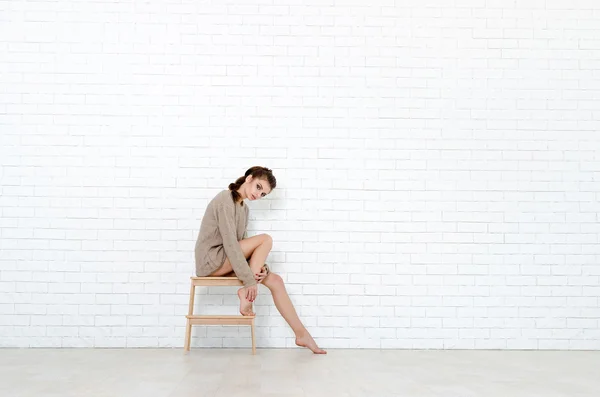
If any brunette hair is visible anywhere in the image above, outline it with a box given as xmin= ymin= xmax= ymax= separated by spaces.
xmin=229 ymin=166 xmax=277 ymax=205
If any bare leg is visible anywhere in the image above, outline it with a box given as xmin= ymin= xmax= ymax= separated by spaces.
xmin=247 ymin=234 xmax=272 ymax=275
xmin=209 ymin=234 xmax=272 ymax=316
xmin=262 ymin=273 xmax=326 ymax=354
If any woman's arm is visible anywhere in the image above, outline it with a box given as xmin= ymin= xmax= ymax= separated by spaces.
xmin=243 ymin=210 xmax=249 ymax=239
xmin=216 ymin=202 xmax=256 ymax=287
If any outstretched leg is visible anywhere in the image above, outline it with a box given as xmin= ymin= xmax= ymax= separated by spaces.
xmin=262 ymin=273 xmax=327 ymax=354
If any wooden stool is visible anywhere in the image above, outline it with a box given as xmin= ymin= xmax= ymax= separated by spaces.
xmin=184 ymin=276 xmax=256 ymax=354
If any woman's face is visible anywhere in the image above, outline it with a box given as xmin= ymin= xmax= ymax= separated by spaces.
xmin=245 ymin=176 xmax=271 ymax=201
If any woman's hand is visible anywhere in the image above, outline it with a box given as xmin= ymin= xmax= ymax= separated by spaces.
xmin=254 ymin=266 xmax=268 ymax=283
xmin=245 ymin=285 xmax=258 ymax=302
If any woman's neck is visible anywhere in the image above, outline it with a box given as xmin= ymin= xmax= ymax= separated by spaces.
xmin=236 ymin=186 xmax=247 ymax=201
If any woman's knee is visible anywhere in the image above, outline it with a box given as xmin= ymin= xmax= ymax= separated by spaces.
xmin=261 ymin=233 xmax=273 ymax=247
xmin=264 ymin=272 xmax=283 ymax=289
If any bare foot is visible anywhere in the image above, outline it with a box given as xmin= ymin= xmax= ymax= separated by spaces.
xmin=295 ymin=331 xmax=327 ymax=354
xmin=237 ymin=288 xmax=255 ymax=316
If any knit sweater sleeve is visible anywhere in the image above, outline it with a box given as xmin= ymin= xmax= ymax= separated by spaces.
xmin=243 ymin=210 xmax=249 ymax=239
xmin=216 ymin=201 xmax=256 ymax=287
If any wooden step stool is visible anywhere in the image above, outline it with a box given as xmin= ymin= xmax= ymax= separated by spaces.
xmin=184 ymin=276 xmax=256 ymax=354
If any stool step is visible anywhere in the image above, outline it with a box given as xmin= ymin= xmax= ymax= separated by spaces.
xmin=186 ymin=315 xmax=255 ymax=326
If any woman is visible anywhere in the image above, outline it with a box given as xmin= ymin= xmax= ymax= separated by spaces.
xmin=195 ymin=166 xmax=326 ymax=354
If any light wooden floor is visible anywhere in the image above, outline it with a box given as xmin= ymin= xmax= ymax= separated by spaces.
xmin=1 ymin=348 xmax=599 ymax=397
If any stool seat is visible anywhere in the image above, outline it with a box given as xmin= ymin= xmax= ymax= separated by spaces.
xmin=184 ymin=276 xmax=256 ymax=354
xmin=190 ymin=276 xmax=244 ymax=286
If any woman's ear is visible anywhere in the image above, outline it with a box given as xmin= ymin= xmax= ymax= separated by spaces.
xmin=245 ymin=175 xmax=253 ymax=184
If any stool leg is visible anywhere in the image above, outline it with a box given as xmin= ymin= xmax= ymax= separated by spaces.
xmin=184 ymin=281 xmax=196 ymax=352
xmin=184 ymin=319 xmax=192 ymax=352
xmin=251 ymin=318 xmax=256 ymax=355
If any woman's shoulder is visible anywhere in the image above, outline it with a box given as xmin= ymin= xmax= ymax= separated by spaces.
xmin=208 ymin=189 xmax=235 ymax=208
xmin=212 ymin=189 xmax=249 ymax=212
xmin=210 ymin=189 xmax=229 ymax=202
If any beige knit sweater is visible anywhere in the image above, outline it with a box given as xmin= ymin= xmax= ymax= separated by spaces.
xmin=194 ymin=189 xmax=256 ymax=287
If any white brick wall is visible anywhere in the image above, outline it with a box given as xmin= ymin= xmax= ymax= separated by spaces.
xmin=1 ymin=0 xmax=600 ymax=349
